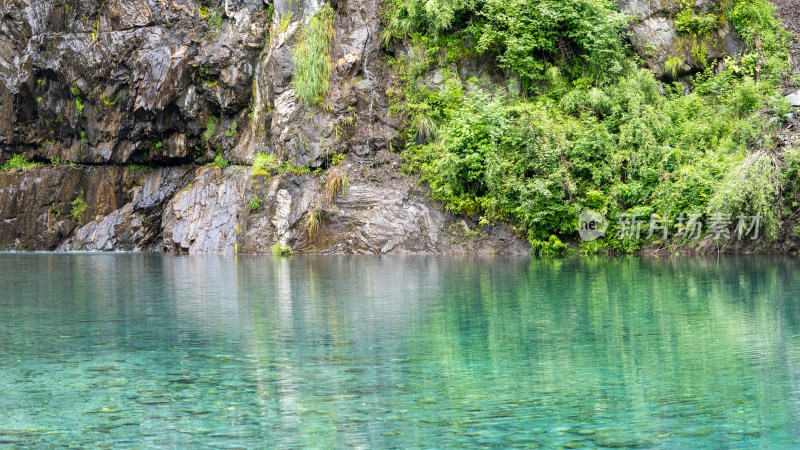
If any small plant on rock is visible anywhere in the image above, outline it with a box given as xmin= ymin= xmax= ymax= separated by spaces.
xmin=252 ymin=152 xmax=279 ymax=176
xmin=1 ymin=154 xmax=39 ymax=171
xmin=271 ymin=243 xmax=293 ymax=256
xmin=71 ymin=193 xmax=88 ymax=222
xmin=213 ymin=154 xmax=229 ymax=170
xmin=249 ymin=195 xmax=263 ymax=211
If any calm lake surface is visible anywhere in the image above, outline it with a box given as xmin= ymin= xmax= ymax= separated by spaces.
xmin=1 ymin=254 xmax=800 ymax=448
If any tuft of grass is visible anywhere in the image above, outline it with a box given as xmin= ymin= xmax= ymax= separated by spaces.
xmin=305 ymin=209 xmax=321 ymax=236
xmin=329 ymin=152 xmax=345 ymax=166
xmin=278 ymin=162 xmax=312 ymax=175
xmin=205 ymin=116 xmax=218 ymax=139
xmin=208 ymin=9 xmax=223 ymax=28
xmin=1 ymin=154 xmax=40 ymax=171
xmin=252 ymin=152 xmax=279 ymax=176
xmin=75 ymin=98 xmax=84 ymax=116
xmin=322 ymin=168 xmax=350 ymax=205
xmin=664 ymin=55 xmax=683 ymax=79
xmin=292 ymin=5 xmax=335 ymax=105
xmin=278 ymin=11 xmax=292 ymax=34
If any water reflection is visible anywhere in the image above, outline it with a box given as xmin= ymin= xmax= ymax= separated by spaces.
xmin=0 ymin=254 xmax=799 ymax=447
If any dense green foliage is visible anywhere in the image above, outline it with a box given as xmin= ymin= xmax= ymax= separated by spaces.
xmin=292 ymin=5 xmax=335 ymax=105
xmin=385 ymin=0 xmax=793 ymax=253
xmin=252 ymin=152 xmax=279 ymax=176
xmin=1 ymin=154 xmax=40 ymax=171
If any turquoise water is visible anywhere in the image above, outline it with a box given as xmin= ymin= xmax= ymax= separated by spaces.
xmin=1 ymin=254 xmax=800 ymax=448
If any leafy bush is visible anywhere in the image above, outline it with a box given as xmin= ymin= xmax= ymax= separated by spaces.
xmin=252 ymin=152 xmax=278 ymax=176
xmin=213 ymin=154 xmax=229 ymax=170
xmin=292 ymin=4 xmax=335 ymax=105
xmin=249 ymin=195 xmax=263 ymax=211
xmin=71 ymin=194 xmax=88 ymax=222
xmin=390 ymin=0 xmax=791 ymax=251
xmin=49 ymin=156 xmax=75 ymax=167
xmin=271 ymin=243 xmax=293 ymax=256
xmin=1 ymin=154 xmax=39 ymax=171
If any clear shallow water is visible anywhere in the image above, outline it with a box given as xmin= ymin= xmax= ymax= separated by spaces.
xmin=1 ymin=254 xmax=800 ymax=448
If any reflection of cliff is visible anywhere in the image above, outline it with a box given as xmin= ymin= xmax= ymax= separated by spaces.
xmin=405 ymin=257 xmax=800 ymax=442
xmin=2 ymin=255 xmax=800 ymax=445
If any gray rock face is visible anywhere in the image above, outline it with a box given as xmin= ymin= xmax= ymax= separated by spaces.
xmin=618 ymin=0 xmax=745 ymax=77
xmin=161 ymin=166 xmax=248 ymax=254
xmin=0 ymin=0 xmax=269 ymax=165
xmin=0 ymin=0 xmax=533 ymax=255
xmin=787 ymin=90 xmax=800 ymax=106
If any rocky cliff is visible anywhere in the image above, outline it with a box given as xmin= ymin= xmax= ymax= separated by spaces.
xmin=0 ymin=0 xmax=755 ymax=254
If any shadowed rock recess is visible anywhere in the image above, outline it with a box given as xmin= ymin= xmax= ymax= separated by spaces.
xmin=0 ymin=0 xmax=751 ymax=254
xmin=0 ymin=0 xmax=529 ymax=254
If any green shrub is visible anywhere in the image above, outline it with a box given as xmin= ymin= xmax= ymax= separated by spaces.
xmin=49 ymin=156 xmax=75 ymax=167
xmin=252 ymin=152 xmax=279 ymax=175
xmin=249 ymin=195 xmax=263 ymax=211
xmin=208 ymin=9 xmax=223 ymax=28
xmin=75 ymin=98 xmax=84 ymax=116
xmin=271 ymin=243 xmax=293 ymax=256
xmin=213 ymin=154 xmax=229 ymax=170
xmin=1 ymin=154 xmax=39 ymax=171
xmin=292 ymin=4 xmax=335 ymax=105
xmin=71 ymin=194 xmax=88 ymax=222
xmin=390 ymin=0 xmax=791 ymax=252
